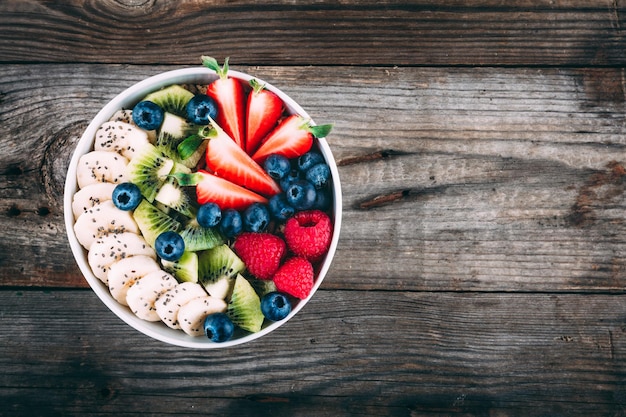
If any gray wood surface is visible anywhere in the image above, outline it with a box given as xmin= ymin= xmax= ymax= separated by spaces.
xmin=1 ymin=0 xmax=626 ymax=415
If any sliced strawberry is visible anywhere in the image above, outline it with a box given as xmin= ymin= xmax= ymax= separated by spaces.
xmin=173 ymin=170 xmax=267 ymax=211
xmin=251 ymin=115 xmax=333 ymax=164
xmin=205 ymin=119 xmax=281 ymax=197
xmin=202 ymin=56 xmax=246 ymax=149
xmin=245 ymin=79 xmax=284 ymax=155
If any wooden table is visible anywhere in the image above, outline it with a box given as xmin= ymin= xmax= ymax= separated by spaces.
xmin=1 ymin=1 xmax=625 ymax=415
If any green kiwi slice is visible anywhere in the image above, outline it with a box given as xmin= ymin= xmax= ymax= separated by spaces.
xmin=197 ymin=244 xmax=245 ymax=299
xmin=226 ymin=274 xmax=264 ymax=333
xmin=248 ymin=277 xmax=278 ymax=298
xmin=157 ymin=112 xmax=206 ymax=168
xmin=143 ymin=85 xmax=194 ymax=117
xmin=126 ymin=143 xmax=175 ymax=202
xmin=154 ymin=179 xmax=196 ymax=218
xmin=132 ymin=199 xmax=181 ymax=247
xmin=162 ymin=251 xmax=199 ymax=283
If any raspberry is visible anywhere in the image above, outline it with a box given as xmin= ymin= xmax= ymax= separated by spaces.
xmin=284 ymin=210 xmax=332 ymax=262
xmin=233 ymin=232 xmax=286 ymax=280
xmin=273 ymin=257 xmax=314 ymax=299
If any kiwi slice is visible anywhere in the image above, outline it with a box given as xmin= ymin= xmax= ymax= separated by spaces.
xmin=157 ymin=112 xmax=207 ymax=168
xmin=154 ymin=179 xmax=196 ymax=218
xmin=143 ymin=85 xmax=194 ymax=117
xmin=226 ymin=274 xmax=264 ymax=333
xmin=179 ymin=219 xmax=224 ymax=252
xmin=132 ymin=199 xmax=181 ymax=247
xmin=248 ymin=277 xmax=278 ymax=298
xmin=162 ymin=251 xmax=199 ymax=283
xmin=126 ymin=143 xmax=175 ymax=202
xmin=197 ymin=244 xmax=245 ymax=299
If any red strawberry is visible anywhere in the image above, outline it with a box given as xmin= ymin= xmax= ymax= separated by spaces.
xmin=205 ymin=120 xmax=281 ymax=197
xmin=251 ymin=115 xmax=333 ymax=164
xmin=284 ymin=210 xmax=333 ymax=262
xmin=245 ymin=79 xmax=284 ymax=155
xmin=202 ymin=56 xmax=246 ymax=149
xmin=273 ymin=257 xmax=314 ymax=299
xmin=173 ymin=170 xmax=267 ymax=211
xmin=233 ymin=232 xmax=286 ymax=280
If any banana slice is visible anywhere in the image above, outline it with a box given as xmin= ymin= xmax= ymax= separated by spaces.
xmin=76 ymin=150 xmax=129 ymax=189
xmin=74 ymin=200 xmax=140 ymax=249
xmin=87 ymin=232 xmax=156 ymax=283
xmin=107 ymin=255 xmax=161 ymax=306
xmin=155 ymin=282 xmax=207 ymax=329
xmin=94 ymin=121 xmax=150 ymax=160
xmin=109 ymin=110 xmax=156 ymax=143
xmin=126 ymin=271 xmax=178 ymax=321
xmin=71 ymin=182 xmax=117 ymax=220
xmin=177 ymin=296 xmax=228 ymax=337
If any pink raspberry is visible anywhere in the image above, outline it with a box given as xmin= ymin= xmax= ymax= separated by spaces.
xmin=284 ymin=210 xmax=333 ymax=262
xmin=233 ymin=232 xmax=286 ymax=280
xmin=273 ymin=257 xmax=314 ymax=299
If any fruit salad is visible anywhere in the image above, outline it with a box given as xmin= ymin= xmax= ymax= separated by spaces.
xmin=69 ymin=57 xmax=338 ymax=343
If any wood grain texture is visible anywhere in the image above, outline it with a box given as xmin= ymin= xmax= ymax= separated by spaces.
xmin=0 ymin=0 xmax=624 ymax=66
xmin=1 ymin=64 xmax=625 ymax=291
xmin=1 ymin=290 xmax=625 ymax=416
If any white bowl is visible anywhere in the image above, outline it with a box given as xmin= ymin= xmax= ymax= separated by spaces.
xmin=64 ymin=67 xmax=342 ymax=348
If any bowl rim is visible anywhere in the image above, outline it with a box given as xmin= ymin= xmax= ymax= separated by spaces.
xmin=63 ymin=67 xmax=342 ymax=348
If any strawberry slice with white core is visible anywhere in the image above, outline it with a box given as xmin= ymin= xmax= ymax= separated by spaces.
xmin=245 ymin=79 xmax=284 ymax=155
xmin=202 ymin=56 xmax=246 ymax=150
xmin=204 ymin=118 xmax=281 ymax=197
xmin=173 ymin=170 xmax=268 ymax=211
xmin=251 ymin=115 xmax=333 ymax=164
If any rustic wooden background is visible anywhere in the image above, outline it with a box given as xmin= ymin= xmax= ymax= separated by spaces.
xmin=1 ymin=0 xmax=626 ymax=416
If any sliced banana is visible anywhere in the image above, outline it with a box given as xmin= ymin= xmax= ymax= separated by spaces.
xmin=155 ymin=282 xmax=207 ymax=329
xmin=94 ymin=121 xmax=150 ymax=160
xmin=71 ymin=182 xmax=117 ymax=220
xmin=107 ymin=255 xmax=161 ymax=306
xmin=177 ymin=296 xmax=228 ymax=337
xmin=76 ymin=150 xmax=129 ymax=189
xmin=126 ymin=271 xmax=178 ymax=322
xmin=109 ymin=109 xmax=156 ymax=143
xmin=74 ymin=200 xmax=140 ymax=249
xmin=87 ymin=232 xmax=156 ymax=283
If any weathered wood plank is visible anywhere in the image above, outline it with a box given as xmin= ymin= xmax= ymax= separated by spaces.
xmin=1 ymin=64 xmax=625 ymax=291
xmin=1 ymin=289 xmax=625 ymax=416
xmin=0 ymin=0 xmax=624 ymax=66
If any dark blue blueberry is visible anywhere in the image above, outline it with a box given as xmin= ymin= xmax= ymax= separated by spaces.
xmin=297 ymin=151 xmax=324 ymax=172
xmin=285 ymin=180 xmax=317 ymax=210
xmin=243 ymin=203 xmax=270 ymax=232
xmin=268 ymin=194 xmax=295 ymax=222
xmin=279 ymin=169 xmax=302 ymax=192
xmin=132 ymin=101 xmax=164 ymax=131
xmin=305 ymin=163 xmax=331 ymax=189
xmin=197 ymin=202 xmax=222 ymax=228
xmin=219 ymin=209 xmax=243 ymax=238
xmin=313 ymin=188 xmax=332 ymax=211
xmin=203 ymin=313 xmax=235 ymax=343
xmin=155 ymin=231 xmax=185 ymax=262
xmin=263 ymin=154 xmax=292 ymax=180
xmin=186 ymin=94 xmax=218 ymax=125
xmin=112 ymin=182 xmax=142 ymax=211
xmin=261 ymin=292 xmax=292 ymax=322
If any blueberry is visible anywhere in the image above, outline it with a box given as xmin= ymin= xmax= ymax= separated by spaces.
xmin=297 ymin=151 xmax=324 ymax=172
xmin=132 ymin=101 xmax=164 ymax=131
xmin=186 ymin=94 xmax=218 ymax=125
xmin=268 ymin=194 xmax=295 ymax=222
xmin=285 ymin=180 xmax=317 ymax=210
xmin=279 ymin=169 xmax=302 ymax=192
xmin=197 ymin=202 xmax=222 ymax=228
xmin=305 ymin=163 xmax=331 ymax=189
xmin=264 ymin=154 xmax=292 ymax=180
xmin=243 ymin=203 xmax=270 ymax=232
xmin=155 ymin=231 xmax=185 ymax=262
xmin=313 ymin=188 xmax=332 ymax=211
xmin=219 ymin=209 xmax=243 ymax=238
xmin=261 ymin=292 xmax=292 ymax=321
xmin=203 ymin=313 xmax=235 ymax=343
xmin=112 ymin=182 xmax=142 ymax=211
